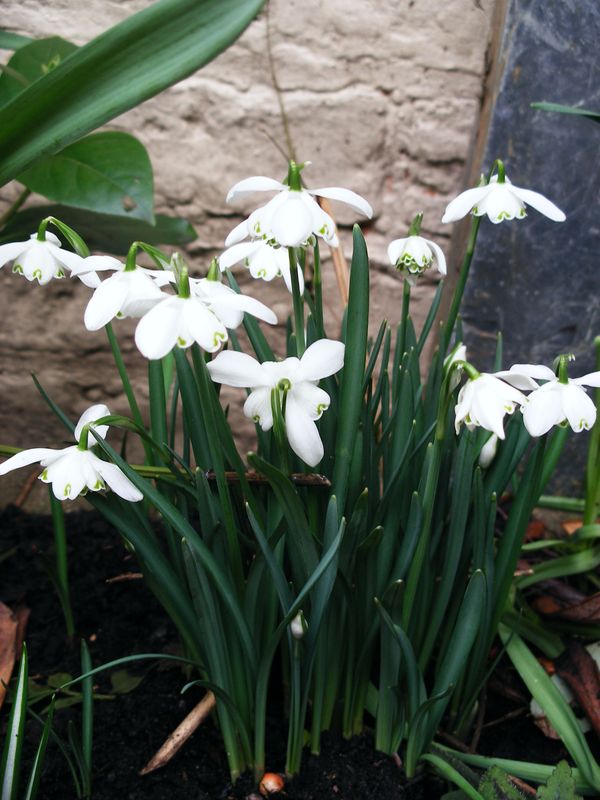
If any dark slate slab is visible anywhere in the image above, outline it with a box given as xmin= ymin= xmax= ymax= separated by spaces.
xmin=460 ymin=0 xmax=600 ymax=493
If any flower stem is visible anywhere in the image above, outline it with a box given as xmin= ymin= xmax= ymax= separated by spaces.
xmin=104 ymin=322 xmax=153 ymax=464
xmin=0 ymin=187 xmax=31 ymax=230
xmin=289 ymin=247 xmax=306 ymax=357
xmin=440 ymin=214 xmax=481 ymax=354
xmin=49 ymin=489 xmax=75 ymax=637
xmin=584 ymin=336 xmax=600 ymax=524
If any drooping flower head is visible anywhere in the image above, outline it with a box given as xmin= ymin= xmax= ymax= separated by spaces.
xmin=0 ymin=404 xmax=142 ymax=502
xmin=134 ymin=259 xmax=277 ymax=360
xmin=225 ymin=161 xmax=373 ymax=249
xmin=388 ymin=213 xmax=446 ymax=285
xmin=207 ymin=339 xmax=345 ymax=466
xmin=442 ymin=161 xmax=566 ymax=225
xmin=454 ymin=369 xmax=529 ymax=440
xmin=218 ymin=238 xmax=304 ymax=295
xmin=509 ymin=356 xmax=600 ymax=436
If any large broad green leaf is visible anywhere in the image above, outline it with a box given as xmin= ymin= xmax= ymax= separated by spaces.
xmin=0 ymin=37 xmax=78 ymax=107
xmin=0 ymin=205 xmax=196 ymax=253
xmin=18 ymin=132 xmax=155 ymax=222
xmin=0 ymin=0 xmax=266 ymax=186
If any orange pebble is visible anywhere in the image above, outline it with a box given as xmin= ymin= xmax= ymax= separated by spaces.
xmin=259 ymin=772 xmax=285 ymax=796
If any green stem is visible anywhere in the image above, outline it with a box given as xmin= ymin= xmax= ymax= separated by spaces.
xmin=398 ymin=278 xmax=411 ymax=358
xmin=289 ymin=247 xmax=305 ymax=357
xmin=49 ymin=490 xmax=75 ymax=637
xmin=104 ymin=322 xmax=152 ymax=464
xmin=584 ymin=337 xmax=600 ymax=524
xmin=0 ymin=187 xmax=31 ymax=229
xmin=441 ymin=214 xmax=481 ymax=353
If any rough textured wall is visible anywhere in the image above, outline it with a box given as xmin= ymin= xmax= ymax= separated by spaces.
xmin=0 ymin=0 xmax=494 ymax=509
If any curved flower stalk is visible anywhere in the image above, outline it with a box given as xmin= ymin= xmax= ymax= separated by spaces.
xmin=388 ymin=234 xmax=446 ymax=285
xmin=0 ymin=404 xmax=142 ymax=501
xmin=207 ymin=339 xmax=345 ymax=466
xmin=135 ymin=275 xmax=277 ymax=360
xmin=218 ymin=238 xmax=304 ymax=294
xmin=508 ymin=362 xmax=600 ymax=436
xmin=442 ymin=172 xmax=566 ymax=225
xmin=225 ymin=161 xmax=373 ymax=248
xmin=0 ymin=231 xmax=116 ymax=286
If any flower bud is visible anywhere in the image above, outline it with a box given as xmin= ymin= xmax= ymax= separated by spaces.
xmin=290 ymin=611 xmax=306 ymax=640
xmin=478 ymin=433 xmax=499 ymax=469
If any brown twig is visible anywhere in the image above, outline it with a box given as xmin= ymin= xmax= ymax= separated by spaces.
xmin=14 ymin=468 xmax=41 ymax=508
xmin=140 ymin=691 xmax=216 ymax=775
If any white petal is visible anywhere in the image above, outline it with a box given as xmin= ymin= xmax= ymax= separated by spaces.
xmin=207 ymin=351 xmax=268 ymax=388
xmin=243 ymin=387 xmax=274 ymax=430
xmin=44 ymin=452 xmax=86 ymax=500
xmin=285 ymin=395 xmax=324 ymax=466
xmin=511 ymin=187 xmax=566 ymax=222
xmin=299 ymin=339 xmax=345 ymax=381
xmin=522 ymin=384 xmax=564 ymax=436
xmin=19 ymin=243 xmax=60 ymax=284
xmin=508 ymin=363 xmax=556 ymax=382
xmin=306 ymin=195 xmax=338 ymax=245
xmin=95 ymin=459 xmax=143 ymax=501
xmin=84 ymin=275 xmax=130 ymax=330
xmin=225 ymin=219 xmax=252 ymax=248
xmin=50 ymin=245 xmax=85 ymax=273
xmin=562 ymin=383 xmax=596 ymax=432
xmin=387 ymin=238 xmax=408 ymax=265
xmin=309 ymin=186 xmax=373 ymax=218
xmin=0 ymin=241 xmax=29 ymax=268
xmin=76 ymin=271 xmax=101 ymax=288
xmin=480 ymin=185 xmax=524 ymax=223
xmin=289 ymin=382 xmax=330 ymax=419
xmin=425 ymin=238 xmax=447 ymax=275
xmin=135 ymin=298 xmax=182 ymax=359
xmin=442 ymin=185 xmax=491 ymax=224
xmin=226 ymin=176 xmax=286 ymax=203
xmin=209 ymin=293 xmax=277 ymax=327
xmin=183 ymin=300 xmax=228 ymax=353
xmin=574 ymin=371 xmax=600 ymax=388
xmin=72 ymin=255 xmax=122 ymax=275
xmin=219 ymin=241 xmax=260 ymax=271
xmin=281 ymin=263 xmax=304 ymax=294
xmin=494 ymin=369 xmax=541 ymax=391
xmin=74 ymin=404 xmax=110 ymax=444
xmin=0 ymin=447 xmax=60 ymax=475
xmin=271 ymin=194 xmax=314 ymax=247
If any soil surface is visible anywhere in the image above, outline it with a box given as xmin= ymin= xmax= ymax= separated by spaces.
xmin=0 ymin=506 xmax=571 ymax=799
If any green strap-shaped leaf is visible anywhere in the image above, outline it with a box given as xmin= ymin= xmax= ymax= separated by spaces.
xmin=1 ymin=644 xmax=28 ymax=800
xmin=0 ymin=37 xmax=78 ymax=107
xmin=0 ymin=32 xmax=34 ymax=51
xmin=0 ymin=0 xmax=266 ymax=185
xmin=18 ymin=132 xmax=155 ymax=222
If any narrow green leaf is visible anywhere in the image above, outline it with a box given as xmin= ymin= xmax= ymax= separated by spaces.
xmin=0 ymin=37 xmax=78 ymax=107
xmin=0 ymin=32 xmax=34 ymax=51
xmin=23 ymin=697 xmax=56 ymax=800
xmin=1 ymin=644 xmax=28 ymax=800
xmin=80 ymin=640 xmax=93 ymax=795
xmin=531 ymin=101 xmax=600 ymax=122
xmin=0 ymin=0 xmax=266 ymax=185
xmin=19 ymin=132 xmax=155 ymax=222
xmin=421 ymin=753 xmax=484 ymax=800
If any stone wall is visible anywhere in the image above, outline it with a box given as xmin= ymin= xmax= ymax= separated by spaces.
xmin=0 ymin=0 xmax=495 ymax=509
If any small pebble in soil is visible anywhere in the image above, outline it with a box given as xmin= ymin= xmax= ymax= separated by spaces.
xmin=259 ymin=772 xmax=285 ymax=795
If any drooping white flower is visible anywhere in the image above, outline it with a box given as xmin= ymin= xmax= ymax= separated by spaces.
xmin=207 ymin=339 xmax=345 ymax=466
xmin=225 ymin=164 xmax=373 ymax=248
xmin=0 ymin=404 xmax=142 ymax=501
xmin=442 ymin=175 xmax=566 ymax=225
xmin=478 ymin=433 xmax=499 ymax=469
xmin=135 ymin=278 xmax=277 ymax=360
xmin=454 ymin=373 xmax=528 ymax=439
xmin=387 ymin=234 xmax=446 ymax=284
xmin=218 ymin=239 xmax=304 ymax=294
xmin=0 ymin=232 xmax=106 ymax=286
xmin=512 ymin=363 xmax=600 ymax=436
xmin=81 ymin=263 xmax=166 ymax=330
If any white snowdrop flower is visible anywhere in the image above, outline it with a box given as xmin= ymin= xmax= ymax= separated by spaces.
xmin=225 ymin=162 xmax=373 ymax=249
xmin=387 ymin=234 xmax=446 ymax=284
xmin=454 ymin=373 xmax=528 ymax=440
xmin=442 ymin=173 xmax=565 ymax=225
xmin=81 ymin=262 xmax=167 ymax=330
xmin=0 ymin=232 xmax=101 ymax=285
xmin=207 ymin=339 xmax=345 ymax=466
xmin=0 ymin=404 xmax=142 ymax=502
xmin=218 ymin=239 xmax=304 ymax=295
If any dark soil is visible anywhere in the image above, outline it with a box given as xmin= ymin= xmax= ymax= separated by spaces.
xmin=0 ymin=506 xmax=572 ymax=799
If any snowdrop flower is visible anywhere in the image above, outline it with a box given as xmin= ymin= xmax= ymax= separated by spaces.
xmin=512 ymin=362 xmax=600 ymax=436
xmin=388 ymin=235 xmax=446 ymax=284
xmin=478 ymin=433 xmax=499 ymax=469
xmin=135 ymin=276 xmax=277 ymax=360
xmin=442 ymin=167 xmax=565 ymax=225
xmin=0 ymin=232 xmax=96 ymax=285
xmin=80 ymin=262 xmax=166 ymax=330
xmin=455 ymin=373 xmax=528 ymax=439
xmin=443 ymin=343 xmax=467 ymax=391
xmin=218 ymin=238 xmax=304 ymax=294
xmin=0 ymin=404 xmax=142 ymax=501
xmin=225 ymin=161 xmax=373 ymax=249
xmin=207 ymin=339 xmax=345 ymax=466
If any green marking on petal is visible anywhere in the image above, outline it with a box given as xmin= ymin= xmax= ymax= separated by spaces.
xmin=63 ymin=483 xmax=72 ymax=497
xmin=33 ymin=268 xmax=42 ymax=281
xmin=12 ymin=264 xmax=23 ymax=274
xmin=258 ymin=269 xmax=267 ymax=278
xmin=212 ymin=331 xmax=227 ymax=348
xmin=177 ymin=336 xmax=188 ymax=347
xmin=94 ymin=479 xmax=104 ymax=490
xmin=40 ymin=469 xmax=48 ymax=481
